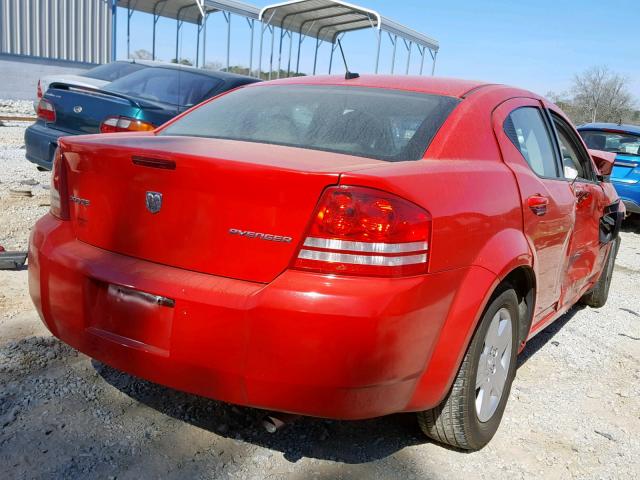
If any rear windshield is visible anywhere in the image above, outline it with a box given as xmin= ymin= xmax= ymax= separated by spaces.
xmin=104 ymin=68 xmax=223 ymax=107
xmin=580 ymin=130 xmax=640 ymax=156
xmin=82 ymin=62 xmax=146 ymax=81
xmin=159 ymin=85 xmax=459 ymax=161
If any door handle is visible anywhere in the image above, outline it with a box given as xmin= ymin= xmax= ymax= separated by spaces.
xmin=527 ymin=195 xmax=549 ymax=216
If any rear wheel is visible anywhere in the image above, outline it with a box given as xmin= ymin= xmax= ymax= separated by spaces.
xmin=580 ymin=237 xmax=620 ymax=308
xmin=417 ymin=287 xmax=518 ymax=450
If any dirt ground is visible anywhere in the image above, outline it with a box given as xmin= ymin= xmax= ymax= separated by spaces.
xmin=1 ymin=121 xmax=639 ymax=479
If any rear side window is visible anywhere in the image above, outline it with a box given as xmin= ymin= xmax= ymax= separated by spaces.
xmin=159 ymin=85 xmax=460 ymax=161
xmin=505 ymin=107 xmax=559 ymax=178
xmin=105 ymin=68 xmax=222 ymax=107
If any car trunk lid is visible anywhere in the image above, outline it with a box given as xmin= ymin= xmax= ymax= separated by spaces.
xmin=60 ymin=134 xmax=383 ymax=283
xmin=44 ymin=85 xmax=174 ymax=135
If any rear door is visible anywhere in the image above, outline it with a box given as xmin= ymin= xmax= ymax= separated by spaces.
xmin=493 ymin=98 xmax=575 ymax=321
xmin=548 ymin=112 xmax=608 ymax=301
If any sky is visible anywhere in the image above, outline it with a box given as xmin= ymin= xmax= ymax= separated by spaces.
xmin=115 ymin=0 xmax=640 ymax=100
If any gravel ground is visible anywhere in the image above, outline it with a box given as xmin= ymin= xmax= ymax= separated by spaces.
xmin=0 ymin=100 xmax=36 ymax=117
xmin=0 ymin=120 xmax=639 ymax=479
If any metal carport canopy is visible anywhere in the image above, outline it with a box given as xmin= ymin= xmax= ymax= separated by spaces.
xmin=259 ymin=0 xmax=438 ymax=51
xmin=116 ymin=0 xmax=259 ymax=24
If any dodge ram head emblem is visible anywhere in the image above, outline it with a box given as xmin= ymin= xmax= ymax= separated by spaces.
xmin=145 ymin=191 xmax=163 ymax=214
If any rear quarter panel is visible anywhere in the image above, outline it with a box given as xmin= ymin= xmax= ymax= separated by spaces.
xmin=340 ymin=88 xmax=533 ymax=408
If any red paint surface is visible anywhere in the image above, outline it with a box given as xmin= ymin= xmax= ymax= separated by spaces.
xmin=29 ymin=76 xmax=621 ymax=418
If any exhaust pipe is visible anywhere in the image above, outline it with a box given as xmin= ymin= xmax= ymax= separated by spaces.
xmin=262 ymin=413 xmax=300 ymax=433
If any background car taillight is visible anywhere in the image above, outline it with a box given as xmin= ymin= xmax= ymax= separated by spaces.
xmin=50 ymin=148 xmax=70 ymax=220
xmin=37 ymin=79 xmax=43 ymax=99
xmin=36 ymin=99 xmax=56 ymax=123
xmin=100 ymin=116 xmax=155 ymax=133
xmin=293 ymin=186 xmax=431 ymax=277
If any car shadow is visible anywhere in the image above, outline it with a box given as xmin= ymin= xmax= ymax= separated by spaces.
xmin=517 ymin=305 xmax=584 ymax=368
xmin=94 ymin=360 xmax=436 ymax=464
xmin=621 ymin=214 xmax=640 ymax=234
xmin=95 ymin=307 xmax=587 ymax=463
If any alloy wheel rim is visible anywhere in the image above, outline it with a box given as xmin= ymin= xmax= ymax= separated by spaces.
xmin=475 ymin=307 xmax=512 ymax=423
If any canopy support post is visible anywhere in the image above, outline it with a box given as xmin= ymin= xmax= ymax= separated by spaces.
xmin=404 ymin=39 xmax=412 ymax=75
xmin=126 ymin=1 xmax=133 ymax=59
xmin=313 ymin=37 xmax=322 ymax=75
xmin=223 ymin=11 xmax=231 ymax=71
xmin=295 ymin=31 xmax=303 ymax=74
xmin=374 ymin=29 xmax=381 ymax=74
xmin=269 ymin=24 xmax=275 ymax=79
xmin=196 ymin=19 xmax=201 ymax=67
xmin=277 ymin=27 xmax=284 ymax=78
xmin=389 ymin=33 xmax=397 ymax=74
xmin=152 ymin=14 xmax=157 ymax=60
xmin=151 ymin=0 xmax=166 ymax=61
xmin=203 ymin=11 xmax=208 ymax=67
xmin=286 ymin=31 xmax=293 ymax=77
xmin=247 ymin=18 xmax=255 ymax=75
xmin=328 ymin=41 xmax=334 ymax=74
xmin=175 ymin=17 xmax=182 ymax=63
xmin=110 ymin=0 xmax=117 ymax=61
xmin=258 ymin=25 xmax=264 ymax=78
xmin=430 ymin=48 xmax=437 ymax=76
xmin=258 ymin=11 xmax=276 ymax=79
xmin=295 ymin=21 xmax=315 ymax=75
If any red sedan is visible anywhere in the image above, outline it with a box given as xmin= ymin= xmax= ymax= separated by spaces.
xmin=29 ymin=75 xmax=623 ymax=450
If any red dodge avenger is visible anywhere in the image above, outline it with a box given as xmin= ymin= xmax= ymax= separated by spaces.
xmin=29 ymin=75 xmax=623 ymax=450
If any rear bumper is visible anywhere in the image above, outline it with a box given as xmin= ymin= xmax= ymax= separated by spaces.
xmin=24 ymin=122 xmax=66 ymax=170
xmin=29 ymin=215 xmax=480 ymax=419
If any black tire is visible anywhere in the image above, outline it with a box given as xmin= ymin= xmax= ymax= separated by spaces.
xmin=580 ymin=237 xmax=620 ymax=308
xmin=417 ymin=287 xmax=519 ymax=451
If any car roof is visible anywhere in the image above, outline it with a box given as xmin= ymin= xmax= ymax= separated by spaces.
xmin=249 ymin=74 xmax=508 ymax=98
xmin=113 ymin=59 xmax=258 ymax=82
xmin=149 ymin=63 xmax=258 ymax=82
xmin=577 ymin=122 xmax=640 ymax=135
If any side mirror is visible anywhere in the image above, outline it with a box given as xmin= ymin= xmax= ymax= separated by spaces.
xmin=588 ymin=149 xmax=615 ymax=179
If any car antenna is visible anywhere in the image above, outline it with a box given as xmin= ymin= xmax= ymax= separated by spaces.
xmin=337 ymin=39 xmax=359 ymax=80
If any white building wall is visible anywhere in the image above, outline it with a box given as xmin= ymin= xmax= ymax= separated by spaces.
xmin=0 ymin=0 xmax=112 ymax=64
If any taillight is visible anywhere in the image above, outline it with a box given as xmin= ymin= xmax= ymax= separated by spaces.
xmin=50 ymin=148 xmax=70 ymax=220
xmin=100 ymin=116 xmax=155 ymax=133
xmin=36 ymin=99 xmax=56 ymax=123
xmin=37 ymin=79 xmax=43 ymax=99
xmin=293 ymin=186 xmax=431 ymax=277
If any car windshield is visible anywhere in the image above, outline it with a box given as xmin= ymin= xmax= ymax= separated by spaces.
xmin=159 ymin=85 xmax=460 ymax=161
xmin=82 ymin=62 xmax=147 ymax=81
xmin=580 ymin=130 xmax=640 ymax=157
xmin=104 ymin=68 xmax=222 ymax=107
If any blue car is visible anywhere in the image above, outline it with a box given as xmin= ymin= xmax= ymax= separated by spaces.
xmin=578 ymin=123 xmax=640 ymax=215
xmin=26 ymin=64 xmax=259 ymax=170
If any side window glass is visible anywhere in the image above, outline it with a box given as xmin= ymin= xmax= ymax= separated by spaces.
xmin=505 ymin=108 xmax=559 ymax=178
xmin=552 ymin=117 xmax=596 ymax=182
xmin=555 ymin=128 xmax=584 ymax=180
